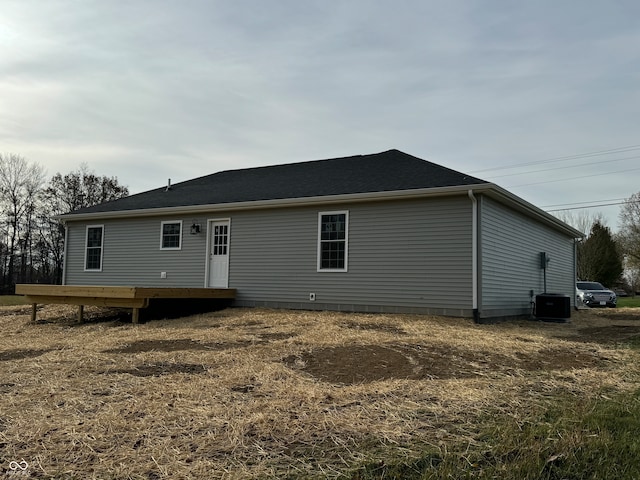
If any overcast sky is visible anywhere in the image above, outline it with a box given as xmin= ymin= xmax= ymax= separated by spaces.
xmin=2 ymin=1 xmax=638 ymax=231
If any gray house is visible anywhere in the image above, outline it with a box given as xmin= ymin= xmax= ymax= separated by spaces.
xmin=57 ymin=149 xmax=582 ymax=321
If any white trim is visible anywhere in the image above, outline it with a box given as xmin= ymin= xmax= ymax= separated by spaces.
xmin=205 ymin=218 xmax=231 ymax=287
xmin=160 ymin=220 xmax=183 ymax=250
xmin=83 ymin=224 xmax=104 ymax=272
xmin=317 ymin=210 xmax=349 ymax=272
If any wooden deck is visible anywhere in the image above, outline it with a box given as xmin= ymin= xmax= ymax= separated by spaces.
xmin=15 ymin=285 xmax=237 ymax=324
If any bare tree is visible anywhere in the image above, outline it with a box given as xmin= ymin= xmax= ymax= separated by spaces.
xmin=552 ymin=210 xmax=606 ymax=237
xmin=0 ymin=157 xmax=129 ymax=289
xmin=45 ymin=163 xmax=129 ymax=213
xmin=38 ymin=164 xmax=129 ymax=284
xmin=552 ymin=210 xmax=614 ymax=282
xmin=0 ymin=153 xmax=46 ymax=290
xmin=618 ymin=192 xmax=640 ymax=268
xmin=623 ymin=263 xmax=640 ymax=295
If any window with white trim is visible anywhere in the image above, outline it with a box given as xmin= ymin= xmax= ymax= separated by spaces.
xmin=160 ymin=221 xmax=182 ymax=250
xmin=85 ymin=225 xmax=104 ymax=271
xmin=318 ymin=211 xmax=348 ymax=271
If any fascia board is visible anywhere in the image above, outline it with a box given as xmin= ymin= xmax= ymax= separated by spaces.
xmin=55 ymin=183 xmax=494 ymax=222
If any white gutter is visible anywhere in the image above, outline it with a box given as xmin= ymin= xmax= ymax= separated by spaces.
xmin=468 ymin=190 xmax=478 ymax=315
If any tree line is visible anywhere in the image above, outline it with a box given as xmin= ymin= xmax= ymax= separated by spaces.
xmin=0 ymin=153 xmax=128 ymax=293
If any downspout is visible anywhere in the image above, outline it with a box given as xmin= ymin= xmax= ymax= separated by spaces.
xmin=573 ymin=238 xmax=578 ymax=308
xmin=61 ymin=223 xmax=69 ymax=286
xmin=468 ymin=190 xmax=479 ymax=322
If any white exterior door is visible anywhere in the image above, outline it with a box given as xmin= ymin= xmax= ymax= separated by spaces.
xmin=207 ymin=220 xmax=230 ymax=287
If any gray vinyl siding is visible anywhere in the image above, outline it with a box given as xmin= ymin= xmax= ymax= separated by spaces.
xmin=65 ymin=216 xmax=210 ymax=287
xmin=64 ymin=196 xmax=474 ymax=315
xmin=479 ymin=196 xmax=576 ymax=318
xmin=230 ymin=197 xmax=473 ymax=315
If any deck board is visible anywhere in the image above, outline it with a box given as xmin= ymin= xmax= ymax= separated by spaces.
xmin=16 ymin=285 xmax=236 ymax=299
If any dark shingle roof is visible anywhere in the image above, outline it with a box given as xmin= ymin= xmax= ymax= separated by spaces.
xmin=67 ymin=149 xmax=488 ymax=215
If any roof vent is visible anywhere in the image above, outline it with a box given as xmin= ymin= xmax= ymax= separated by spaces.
xmin=166 ymin=178 xmax=171 ymax=191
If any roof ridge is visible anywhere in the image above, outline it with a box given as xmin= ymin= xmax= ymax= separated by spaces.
xmin=63 ymin=149 xmax=488 ymax=216
xmin=167 ymin=149 xmax=404 ymax=187
xmin=215 ymin=149 xmax=402 ymax=173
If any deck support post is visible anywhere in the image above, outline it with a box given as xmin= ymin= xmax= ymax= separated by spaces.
xmin=77 ymin=305 xmax=84 ymax=323
xmin=31 ymin=303 xmax=37 ymax=322
xmin=132 ymin=308 xmax=140 ymax=325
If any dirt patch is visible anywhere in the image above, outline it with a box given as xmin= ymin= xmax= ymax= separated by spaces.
xmin=603 ymin=313 xmax=640 ymax=321
xmin=576 ymin=325 xmax=640 ymax=344
xmin=285 ymin=345 xmax=416 ymax=384
xmin=0 ymin=348 xmax=52 ymax=362
xmin=230 ymin=383 xmax=260 ymax=393
xmin=581 ymin=307 xmax=640 ymax=323
xmin=256 ymin=332 xmax=296 ymax=341
xmin=238 ymin=320 xmax=265 ymax=327
xmin=103 ymin=338 xmax=253 ymax=353
xmin=284 ymin=343 xmax=609 ymax=385
xmin=340 ymin=321 xmax=407 ymax=335
xmin=102 ymin=362 xmax=209 ymax=377
xmin=0 ymin=383 xmax=16 ymax=394
xmin=589 ymin=309 xmax=640 ymax=322
xmin=0 ymin=306 xmax=34 ymax=317
xmin=514 ymin=348 xmax=603 ymax=371
xmin=284 ymin=344 xmax=503 ymax=384
xmin=104 ymin=334 xmax=295 ymax=354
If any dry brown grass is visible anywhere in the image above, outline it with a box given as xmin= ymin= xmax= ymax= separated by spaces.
xmin=1 ymin=304 xmax=639 ymax=479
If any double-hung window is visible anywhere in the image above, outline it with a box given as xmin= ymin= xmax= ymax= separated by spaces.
xmin=160 ymin=221 xmax=182 ymax=250
xmin=85 ymin=225 xmax=104 ymax=271
xmin=318 ymin=211 xmax=348 ymax=272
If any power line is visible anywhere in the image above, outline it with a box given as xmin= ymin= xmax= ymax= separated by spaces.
xmin=541 ymin=198 xmax=627 ymax=208
xmin=486 ymin=154 xmax=640 ymax=179
xmin=462 ymin=145 xmax=640 ymax=217
xmin=546 ymin=201 xmax=629 ymax=212
xmin=505 ymin=165 xmax=640 ymax=188
xmin=545 ymin=198 xmax=640 ymax=213
xmin=468 ymin=144 xmax=640 ymax=174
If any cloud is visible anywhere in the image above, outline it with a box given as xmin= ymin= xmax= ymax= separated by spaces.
xmin=1 ymin=0 xmax=638 ymax=228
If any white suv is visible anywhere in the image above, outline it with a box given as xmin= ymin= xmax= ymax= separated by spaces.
xmin=576 ymin=281 xmax=617 ymax=308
